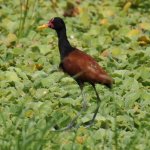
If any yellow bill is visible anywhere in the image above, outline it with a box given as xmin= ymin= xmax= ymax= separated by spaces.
xmin=37 ymin=24 xmax=49 ymax=30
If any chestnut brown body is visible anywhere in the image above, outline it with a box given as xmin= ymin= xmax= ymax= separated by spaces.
xmin=61 ymin=49 xmax=113 ymax=87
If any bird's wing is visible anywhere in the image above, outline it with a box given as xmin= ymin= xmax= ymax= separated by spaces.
xmin=62 ymin=49 xmax=113 ymax=85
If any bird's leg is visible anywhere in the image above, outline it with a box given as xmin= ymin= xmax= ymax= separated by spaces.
xmin=53 ymin=82 xmax=87 ymax=131
xmin=79 ymin=83 xmax=87 ymax=111
xmin=64 ymin=83 xmax=87 ymax=127
xmin=83 ymin=84 xmax=101 ymax=127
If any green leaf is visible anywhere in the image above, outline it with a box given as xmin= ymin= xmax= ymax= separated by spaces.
xmin=5 ymin=71 xmax=19 ymax=82
xmin=38 ymin=45 xmax=51 ymax=55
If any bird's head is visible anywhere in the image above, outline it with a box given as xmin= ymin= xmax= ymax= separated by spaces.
xmin=38 ymin=17 xmax=65 ymax=31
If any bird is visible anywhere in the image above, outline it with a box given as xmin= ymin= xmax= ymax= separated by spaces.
xmin=38 ymin=17 xmax=113 ymax=130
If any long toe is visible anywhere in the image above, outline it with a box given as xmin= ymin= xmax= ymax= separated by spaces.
xmin=83 ymin=119 xmax=95 ymax=128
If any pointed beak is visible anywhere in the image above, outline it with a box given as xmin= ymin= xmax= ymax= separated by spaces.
xmin=37 ymin=24 xmax=49 ymax=30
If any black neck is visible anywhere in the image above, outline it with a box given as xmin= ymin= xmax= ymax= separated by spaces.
xmin=56 ymin=28 xmax=74 ymax=60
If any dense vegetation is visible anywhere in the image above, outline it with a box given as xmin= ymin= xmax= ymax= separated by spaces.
xmin=0 ymin=0 xmax=150 ymax=149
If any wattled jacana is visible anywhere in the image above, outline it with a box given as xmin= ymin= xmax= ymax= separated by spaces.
xmin=38 ymin=17 xmax=113 ymax=130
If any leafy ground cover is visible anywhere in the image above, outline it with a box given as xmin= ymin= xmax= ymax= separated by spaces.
xmin=0 ymin=0 xmax=150 ymax=149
